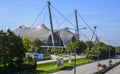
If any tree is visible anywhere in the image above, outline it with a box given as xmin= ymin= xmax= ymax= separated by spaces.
xmin=85 ymin=41 xmax=94 ymax=56
xmin=66 ymin=42 xmax=75 ymax=54
xmin=116 ymin=46 xmax=120 ymax=55
xmin=7 ymin=29 xmax=25 ymax=66
xmin=0 ymin=30 xmax=9 ymax=70
xmin=31 ymin=39 xmax=43 ymax=53
xmin=51 ymin=48 xmax=56 ymax=54
xmin=91 ymin=42 xmax=109 ymax=59
xmin=66 ymin=40 xmax=87 ymax=54
xmin=109 ymin=46 xmax=116 ymax=57
xmin=60 ymin=48 xmax=65 ymax=54
xmin=0 ymin=29 xmax=26 ymax=73
xmin=74 ymin=40 xmax=87 ymax=54
xmin=22 ymin=37 xmax=31 ymax=52
xmin=86 ymin=41 xmax=94 ymax=49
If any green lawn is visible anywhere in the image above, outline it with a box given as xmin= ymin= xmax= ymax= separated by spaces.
xmin=36 ymin=58 xmax=89 ymax=74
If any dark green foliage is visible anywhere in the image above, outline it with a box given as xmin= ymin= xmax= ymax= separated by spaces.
xmin=7 ymin=29 xmax=25 ymax=66
xmin=109 ymin=46 xmax=116 ymax=57
xmin=66 ymin=40 xmax=87 ymax=54
xmin=89 ymin=42 xmax=116 ymax=60
xmin=66 ymin=41 xmax=76 ymax=53
xmin=86 ymin=54 xmax=97 ymax=60
xmin=116 ymin=46 xmax=120 ymax=55
xmin=0 ymin=29 xmax=34 ymax=73
xmin=86 ymin=41 xmax=94 ymax=49
xmin=31 ymin=39 xmax=44 ymax=53
xmin=49 ymin=48 xmax=65 ymax=54
xmin=75 ymin=40 xmax=87 ymax=54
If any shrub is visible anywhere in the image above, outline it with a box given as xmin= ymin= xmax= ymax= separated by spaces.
xmin=43 ymin=54 xmax=51 ymax=60
xmin=86 ymin=54 xmax=97 ymax=60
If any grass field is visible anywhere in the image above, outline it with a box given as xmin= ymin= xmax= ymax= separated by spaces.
xmin=36 ymin=58 xmax=89 ymax=74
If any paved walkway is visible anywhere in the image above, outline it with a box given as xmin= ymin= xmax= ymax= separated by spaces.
xmin=37 ymin=55 xmax=85 ymax=64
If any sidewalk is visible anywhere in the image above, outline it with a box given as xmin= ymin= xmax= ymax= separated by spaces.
xmin=37 ymin=55 xmax=85 ymax=64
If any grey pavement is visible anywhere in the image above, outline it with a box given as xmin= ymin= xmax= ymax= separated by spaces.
xmin=51 ymin=59 xmax=120 ymax=74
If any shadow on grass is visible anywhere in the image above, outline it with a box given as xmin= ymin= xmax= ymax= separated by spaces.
xmin=33 ymin=66 xmax=74 ymax=74
xmin=61 ymin=66 xmax=73 ymax=71
xmin=32 ymin=70 xmax=47 ymax=74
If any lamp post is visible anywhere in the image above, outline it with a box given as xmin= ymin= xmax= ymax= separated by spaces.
xmin=109 ymin=42 xmax=111 ymax=60
xmin=67 ymin=27 xmax=87 ymax=31
xmin=97 ymin=46 xmax=100 ymax=73
xmin=74 ymin=47 xmax=76 ymax=74
xmin=107 ymin=41 xmax=111 ymax=59
xmin=105 ymin=40 xmax=112 ymax=65
xmin=67 ymin=27 xmax=87 ymax=39
xmin=115 ymin=47 xmax=117 ymax=62
xmin=67 ymin=27 xmax=86 ymax=74
xmin=95 ymin=36 xmax=100 ymax=73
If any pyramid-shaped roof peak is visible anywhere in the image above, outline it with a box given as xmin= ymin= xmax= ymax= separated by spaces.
xmin=37 ymin=24 xmax=49 ymax=30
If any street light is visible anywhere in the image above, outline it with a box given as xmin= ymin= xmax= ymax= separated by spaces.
xmin=66 ymin=27 xmax=87 ymax=31
xmin=74 ymin=46 xmax=76 ymax=74
xmin=66 ymin=27 xmax=87 ymax=74
xmin=109 ymin=42 xmax=111 ymax=60
xmin=67 ymin=27 xmax=87 ymax=39
xmin=115 ymin=47 xmax=117 ymax=62
xmin=94 ymin=36 xmax=101 ymax=73
xmin=105 ymin=40 xmax=112 ymax=65
xmin=67 ymin=27 xmax=86 ymax=74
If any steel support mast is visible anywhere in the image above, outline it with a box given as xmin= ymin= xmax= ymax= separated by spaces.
xmin=74 ymin=10 xmax=79 ymax=40
xmin=47 ymin=1 xmax=55 ymax=46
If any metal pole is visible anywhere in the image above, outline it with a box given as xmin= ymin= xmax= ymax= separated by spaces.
xmin=97 ymin=43 xmax=99 ymax=73
xmin=115 ymin=47 xmax=117 ymax=62
xmin=108 ymin=41 xmax=113 ymax=65
xmin=95 ymin=35 xmax=100 ymax=73
xmin=74 ymin=9 xmax=79 ymax=40
xmin=109 ymin=45 xmax=110 ymax=60
xmin=74 ymin=49 xmax=76 ymax=74
xmin=47 ymin=1 xmax=55 ymax=46
xmin=109 ymin=41 xmax=111 ymax=60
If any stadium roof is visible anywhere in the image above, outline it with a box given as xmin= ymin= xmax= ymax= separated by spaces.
xmin=13 ymin=24 xmax=76 ymax=45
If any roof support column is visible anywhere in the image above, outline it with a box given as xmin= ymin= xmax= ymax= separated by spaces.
xmin=74 ymin=10 xmax=79 ymax=40
xmin=47 ymin=1 xmax=55 ymax=46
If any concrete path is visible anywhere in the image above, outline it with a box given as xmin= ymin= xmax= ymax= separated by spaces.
xmin=37 ymin=55 xmax=85 ymax=64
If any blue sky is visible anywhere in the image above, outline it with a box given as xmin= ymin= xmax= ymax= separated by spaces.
xmin=0 ymin=0 xmax=120 ymax=46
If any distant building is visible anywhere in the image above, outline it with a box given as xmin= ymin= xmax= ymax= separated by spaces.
xmin=13 ymin=24 xmax=76 ymax=46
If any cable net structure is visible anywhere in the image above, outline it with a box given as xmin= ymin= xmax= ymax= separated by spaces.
xmin=13 ymin=1 xmax=99 ymax=48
